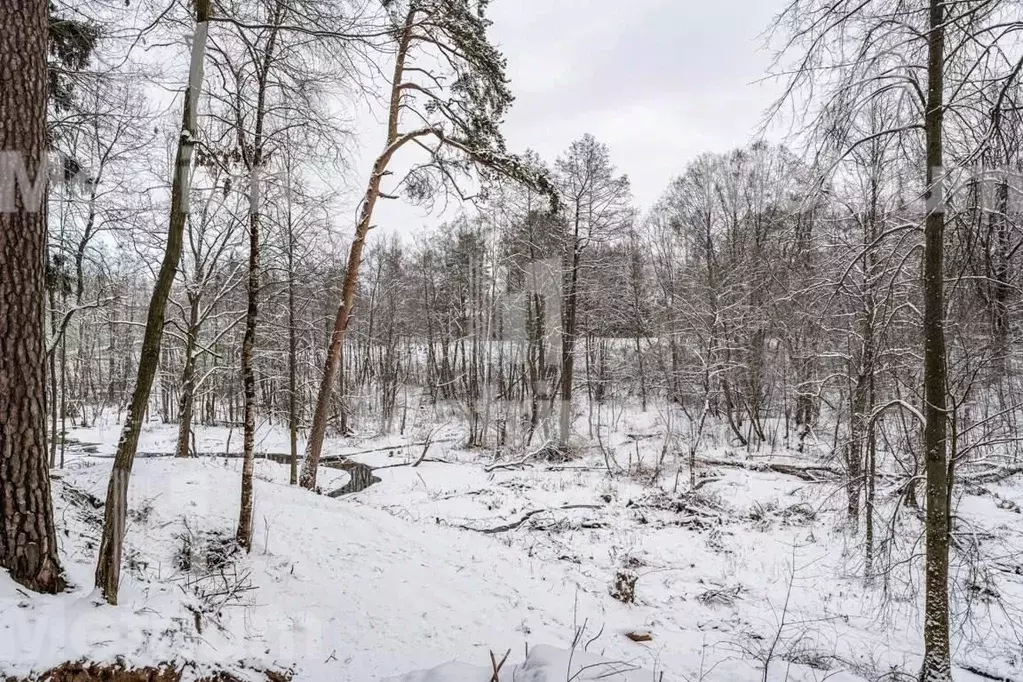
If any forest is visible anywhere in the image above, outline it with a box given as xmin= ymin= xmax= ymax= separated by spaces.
xmin=2 ymin=0 xmax=1023 ymax=681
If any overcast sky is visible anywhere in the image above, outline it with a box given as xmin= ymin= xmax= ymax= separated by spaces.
xmin=363 ymin=0 xmax=790 ymax=235
xmin=133 ymin=0 xmax=793 ymax=238
xmin=491 ymin=0 xmax=786 ymax=208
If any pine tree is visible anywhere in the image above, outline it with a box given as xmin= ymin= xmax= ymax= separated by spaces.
xmin=0 ymin=0 xmax=66 ymax=595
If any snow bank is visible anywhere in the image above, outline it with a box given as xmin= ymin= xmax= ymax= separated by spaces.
xmin=385 ymin=644 xmax=653 ymax=682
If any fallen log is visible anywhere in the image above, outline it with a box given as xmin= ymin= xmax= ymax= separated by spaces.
xmin=373 ymin=457 xmax=454 ymax=471
xmin=459 ymin=504 xmax=603 ymax=534
xmin=698 ymin=458 xmax=842 ymax=482
xmin=957 ymin=663 xmax=1018 ymax=682
xmin=962 ymin=465 xmax=1023 ymax=485
xmin=484 ymin=454 xmax=533 ymax=473
xmin=320 ymin=439 xmax=457 ymax=462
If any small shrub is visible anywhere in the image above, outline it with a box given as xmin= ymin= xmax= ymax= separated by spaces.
xmin=610 ymin=569 xmax=638 ymax=604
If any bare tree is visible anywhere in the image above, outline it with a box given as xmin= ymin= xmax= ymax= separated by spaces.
xmin=170 ymin=153 xmax=245 ymax=460
xmin=94 ymin=0 xmax=212 ymax=605
xmin=773 ymin=0 xmax=1023 ymax=676
xmin=553 ymin=134 xmax=631 ymax=451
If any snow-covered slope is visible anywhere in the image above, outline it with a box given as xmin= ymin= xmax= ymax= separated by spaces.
xmin=1 ymin=456 xmax=661 ymax=680
xmin=2 ymin=418 xmax=1021 ymax=681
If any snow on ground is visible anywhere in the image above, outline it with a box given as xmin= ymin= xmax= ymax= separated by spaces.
xmin=384 ymin=645 xmax=655 ymax=681
xmin=2 ymin=408 xmax=1022 ymax=681
xmin=5 ymin=454 xmax=648 ymax=680
xmin=65 ymin=418 xmax=305 ymax=457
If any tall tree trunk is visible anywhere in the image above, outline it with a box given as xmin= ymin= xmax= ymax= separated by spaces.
xmin=238 ymin=166 xmax=261 ymax=550
xmin=286 ymin=179 xmax=299 ymax=485
xmin=864 ymin=370 xmax=876 ymax=577
xmin=920 ymin=0 xmax=950 ymax=678
xmin=848 ymin=311 xmax=873 ymax=528
xmin=989 ymin=177 xmax=1010 ymax=379
xmin=559 ymin=240 xmax=581 ymax=450
xmin=49 ymin=286 xmax=59 ymax=467
xmin=300 ymin=13 xmax=415 ymax=490
xmin=237 ymin=7 xmax=282 ymax=547
xmin=629 ymin=238 xmax=648 ymax=412
xmin=59 ymin=333 xmax=67 ymax=467
xmin=0 ymin=0 xmax=66 ymax=594
xmin=94 ymin=0 xmax=210 ymax=604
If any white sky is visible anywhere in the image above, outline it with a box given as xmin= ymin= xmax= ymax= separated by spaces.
xmin=120 ymin=0 xmax=792 ymax=240
xmin=369 ymin=0 xmax=790 ymax=235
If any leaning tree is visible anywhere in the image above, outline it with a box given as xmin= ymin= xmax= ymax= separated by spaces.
xmin=300 ymin=0 xmax=554 ymax=489
xmin=94 ymin=0 xmax=213 ymax=605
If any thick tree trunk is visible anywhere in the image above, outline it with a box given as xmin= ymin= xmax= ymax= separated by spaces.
xmin=94 ymin=0 xmax=210 ymax=605
xmin=920 ymin=0 xmax=950 ymax=678
xmin=0 ymin=0 xmax=66 ymax=594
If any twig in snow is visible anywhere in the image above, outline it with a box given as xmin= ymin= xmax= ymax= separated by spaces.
xmin=484 ymin=453 xmax=533 ymax=472
xmin=760 ymin=543 xmax=798 ymax=682
xmin=413 ymin=424 xmax=446 ymax=467
xmin=489 ymin=649 xmax=510 ymax=682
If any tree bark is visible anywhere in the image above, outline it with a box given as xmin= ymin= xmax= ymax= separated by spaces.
xmin=559 ymin=241 xmax=580 ymax=449
xmin=94 ymin=0 xmax=210 ymax=605
xmin=237 ymin=169 xmax=260 ymax=550
xmin=237 ymin=6 xmax=282 ymax=548
xmin=920 ymin=0 xmax=951 ymax=678
xmin=0 ymin=0 xmax=66 ymax=594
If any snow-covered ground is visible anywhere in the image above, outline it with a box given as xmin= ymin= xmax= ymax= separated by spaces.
xmin=2 ymin=409 xmax=1021 ymax=681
